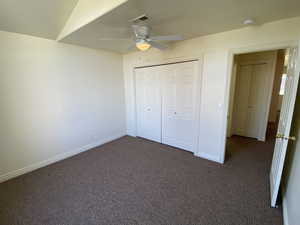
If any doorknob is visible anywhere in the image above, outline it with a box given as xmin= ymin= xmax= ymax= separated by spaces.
xmin=276 ymin=133 xmax=296 ymax=141
xmin=276 ymin=133 xmax=284 ymax=139
xmin=285 ymin=136 xmax=296 ymax=141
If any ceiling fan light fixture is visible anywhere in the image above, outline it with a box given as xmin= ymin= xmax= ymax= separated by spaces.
xmin=243 ymin=18 xmax=255 ymax=25
xmin=136 ymin=40 xmax=151 ymax=51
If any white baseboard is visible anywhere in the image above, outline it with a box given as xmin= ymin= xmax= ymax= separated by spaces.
xmin=0 ymin=133 xmax=126 ymax=183
xmin=194 ymin=151 xmax=222 ymax=164
xmin=282 ymin=196 xmax=290 ymax=225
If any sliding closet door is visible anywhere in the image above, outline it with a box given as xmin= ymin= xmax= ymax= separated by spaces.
xmin=135 ymin=67 xmax=162 ymax=142
xmin=161 ymin=61 xmax=199 ymax=152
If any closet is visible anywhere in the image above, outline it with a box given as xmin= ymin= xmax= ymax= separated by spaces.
xmin=135 ymin=61 xmax=199 ymax=152
xmin=231 ymin=60 xmax=274 ymax=140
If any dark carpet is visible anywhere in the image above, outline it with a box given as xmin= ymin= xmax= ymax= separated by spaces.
xmin=0 ymin=135 xmax=282 ymax=225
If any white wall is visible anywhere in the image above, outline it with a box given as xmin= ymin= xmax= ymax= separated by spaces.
xmin=123 ymin=17 xmax=300 ymax=163
xmin=282 ymin=87 xmax=300 ymax=225
xmin=0 ymin=30 xmax=126 ymax=181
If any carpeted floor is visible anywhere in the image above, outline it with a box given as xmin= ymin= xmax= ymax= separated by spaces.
xmin=0 ymin=134 xmax=282 ymax=225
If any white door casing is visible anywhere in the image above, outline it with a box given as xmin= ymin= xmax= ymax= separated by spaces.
xmin=270 ymin=47 xmax=300 ymax=207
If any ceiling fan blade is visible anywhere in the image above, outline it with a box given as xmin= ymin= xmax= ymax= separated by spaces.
xmin=149 ymin=41 xmax=168 ymax=50
xmin=127 ymin=43 xmax=137 ymax=51
xmin=98 ymin=37 xmax=132 ymax=41
xmin=150 ymin=35 xmax=183 ymax=41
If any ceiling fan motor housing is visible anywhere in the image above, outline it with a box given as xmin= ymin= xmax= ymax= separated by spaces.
xmin=133 ymin=25 xmax=151 ymax=39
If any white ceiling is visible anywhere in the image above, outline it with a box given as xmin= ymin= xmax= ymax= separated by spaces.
xmin=0 ymin=0 xmax=78 ymax=39
xmin=1 ymin=0 xmax=300 ymax=53
xmin=60 ymin=0 xmax=300 ymax=53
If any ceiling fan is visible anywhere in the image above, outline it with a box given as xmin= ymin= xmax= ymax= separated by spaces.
xmin=99 ymin=15 xmax=184 ymax=51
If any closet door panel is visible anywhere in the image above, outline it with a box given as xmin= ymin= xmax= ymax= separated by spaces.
xmin=162 ymin=69 xmax=177 ymax=144
xmin=232 ymin=65 xmax=252 ymax=136
xmin=246 ymin=63 xmax=268 ymax=138
xmin=162 ymin=61 xmax=199 ymax=152
xmin=136 ymin=67 xmax=162 ymax=142
xmin=175 ymin=63 xmax=196 ymax=150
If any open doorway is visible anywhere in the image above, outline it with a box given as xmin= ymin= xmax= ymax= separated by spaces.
xmin=226 ymin=50 xmax=286 ymax=142
xmin=225 ymin=47 xmax=300 ymax=207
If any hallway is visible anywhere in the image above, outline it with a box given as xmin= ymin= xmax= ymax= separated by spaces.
xmin=225 ymin=126 xmax=281 ymax=222
xmin=226 ymin=123 xmax=277 ymax=163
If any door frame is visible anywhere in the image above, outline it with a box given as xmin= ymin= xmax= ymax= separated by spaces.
xmin=221 ymin=41 xmax=299 ymax=163
xmin=133 ymin=56 xmax=203 ymax=154
xmin=231 ymin=57 xmax=277 ymax=141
